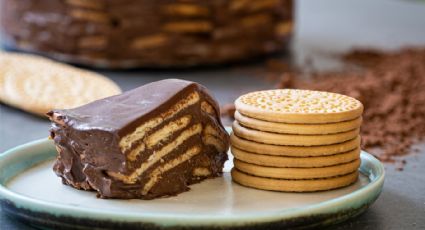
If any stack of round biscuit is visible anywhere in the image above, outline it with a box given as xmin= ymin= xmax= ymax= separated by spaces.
xmin=231 ymin=89 xmax=364 ymax=192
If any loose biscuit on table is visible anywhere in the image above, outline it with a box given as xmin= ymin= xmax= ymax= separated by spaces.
xmin=235 ymin=111 xmax=362 ymax=135
xmin=232 ymin=121 xmax=359 ymax=146
xmin=235 ymin=89 xmax=363 ymax=124
xmin=230 ymin=134 xmax=361 ymax=157
xmin=234 ymin=158 xmax=361 ymax=179
xmin=231 ymin=169 xmax=359 ymax=192
xmin=0 ymin=52 xmax=121 ymax=116
xmin=231 ymin=147 xmax=360 ymax=168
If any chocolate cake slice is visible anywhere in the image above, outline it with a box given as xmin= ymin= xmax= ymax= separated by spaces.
xmin=47 ymin=79 xmax=229 ymax=199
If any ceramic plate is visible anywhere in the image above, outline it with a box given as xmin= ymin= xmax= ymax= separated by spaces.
xmin=0 ymin=137 xmax=384 ymax=230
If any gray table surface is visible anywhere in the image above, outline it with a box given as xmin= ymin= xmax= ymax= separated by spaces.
xmin=1 ymin=0 xmax=425 ymax=229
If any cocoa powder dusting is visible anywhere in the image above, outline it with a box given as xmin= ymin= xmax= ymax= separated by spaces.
xmin=283 ymin=48 xmax=425 ymax=163
xmin=224 ymin=48 xmax=425 ymax=164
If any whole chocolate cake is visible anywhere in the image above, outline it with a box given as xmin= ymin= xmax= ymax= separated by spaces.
xmin=47 ymin=79 xmax=229 ymax=199
xmin=0 ymin=0 xmax=293 ymax=68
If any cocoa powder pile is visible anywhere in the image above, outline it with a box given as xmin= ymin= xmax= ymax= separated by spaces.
xmin=278 ymin=48 xmax=425 ymax=163
xmin=223 ymin=48 xmax=425 ymax=164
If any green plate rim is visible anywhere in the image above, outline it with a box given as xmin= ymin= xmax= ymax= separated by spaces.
xmin=0 ymin=138 xmax=385 ymax=227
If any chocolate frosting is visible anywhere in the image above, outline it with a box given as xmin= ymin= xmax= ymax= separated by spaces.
xmin=58 ymin=79 xmax=218 ymax=133
xmin=48 ymin=79 xmax=229 ymax=199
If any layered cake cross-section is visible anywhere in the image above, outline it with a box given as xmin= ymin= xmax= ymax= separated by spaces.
xmin=0 ymin=0 xmax=293 ymax=68
xmin=47 ymin=79 xmax=229 ymax=199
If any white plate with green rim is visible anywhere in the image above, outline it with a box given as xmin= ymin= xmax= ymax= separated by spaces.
xmin=0 ymin=137 xmax=384 ymax=230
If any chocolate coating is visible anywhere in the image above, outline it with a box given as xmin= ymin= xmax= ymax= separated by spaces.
xmin=47 ymin=79 xmax=229 ymax=199
xmin=0 ymin=0 xmax=293 ymax=68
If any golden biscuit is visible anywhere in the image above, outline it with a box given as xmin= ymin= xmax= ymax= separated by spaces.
xmin=235 ymin=89 xmax=363 ymax=124
xmin=231 ymin=146 xmax=360 ymax=168
xmin=230 ymin=134 xmax=361 ymax=157
xmin=233 ymin=121 xmax=359 ymax=146
xmin=231 ymin=169 xmax=359 ymax=192
xmin=235 ymin=111 xmax=362 ymax=135
xmin=234 ymin=158 xmax=361 ymax=179
xmin=0 ymin=52 xmax=121 ymax=116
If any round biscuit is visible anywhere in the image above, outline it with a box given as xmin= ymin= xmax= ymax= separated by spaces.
xmin=0 ymin=52 xmax=122 ymax=116
xmin=234 ymin=158 xmax=361 ymax=179
xmin=235 ymin=111 xmax=362 ymax=135
xmin=231 ymin=169 xmax=359 ymax=192
xmin=231 ymin=146 xmax=360 ymax=168
xmin=233 ymin=121 xmax=359 ymax=146
xmin=230 ymin=134 xmax=361 ymax=157
xmin=235 ymin=89 xmax=363 ymax=124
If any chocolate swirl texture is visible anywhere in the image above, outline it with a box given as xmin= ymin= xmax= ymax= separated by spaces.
xmin=0 ymin=0 xmax=293 ymax=68
xmin=47 ymin=79 xmax=229 ymax=199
